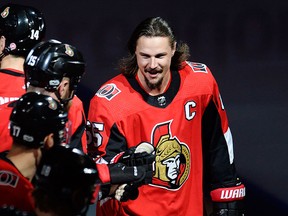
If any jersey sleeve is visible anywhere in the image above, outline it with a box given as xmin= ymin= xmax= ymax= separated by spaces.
xmin=202 ymin=73 xmax=240 ymax=188
xmin=0 ymin=102 xmax=14 ymax=152
xmin=87 ymin=95 xmax=127 ymax=163
xmin=67 ymin=96 xmax=87 ymax=153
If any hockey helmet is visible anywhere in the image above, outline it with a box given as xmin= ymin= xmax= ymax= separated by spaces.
xmin=24 ymin=39 xmax=86 ymax=93
xmin=9 ymin=92 xmax=68 ymax=148
xmin=0 ymin=3 xmax=46 ymax=57
xmin=34 ymin=145 xmax=100 ymax=215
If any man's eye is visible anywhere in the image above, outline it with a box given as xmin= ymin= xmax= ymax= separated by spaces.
xmin=142 ymin=55 xmax=150 ymax=59
xmin=156 ymin=54 xmax=165 ymax=59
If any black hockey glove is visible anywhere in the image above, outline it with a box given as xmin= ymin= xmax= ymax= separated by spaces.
xmin=117 ymin=143 xmax=155 ymax=167
xmin=114 ymin=183 xmax=139 ymax=202
xmin=115 ymin=142 xmax=155 ymax=185
xmin=110 ymin=143 xmax=155 ymax=202
xmin=99 ymin=162 xmax=152 ymax=200
xmin=210 ymin=201 xmax=245 ymax=216
xmin=109 ymin=162 xmax=148 ymax=185
xmin=210 ymin=181 xmax=245 ymax=216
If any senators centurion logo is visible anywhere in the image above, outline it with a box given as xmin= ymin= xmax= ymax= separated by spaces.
xmin=150 ymin=121 xmax=190 ymax=190
xmin=96 ymin=83 xmax=121 ymax=101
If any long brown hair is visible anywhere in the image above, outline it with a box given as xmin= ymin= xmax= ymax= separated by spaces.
xmin=119 ymin=17 xmax=190 ymax=77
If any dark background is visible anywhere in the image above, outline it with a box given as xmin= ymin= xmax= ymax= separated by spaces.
xmin=3 ymin=0 xmax=288 ymax=215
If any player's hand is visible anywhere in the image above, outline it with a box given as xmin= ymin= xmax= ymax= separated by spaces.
xmin=114 ymin=183 xmax=139 ymax=202
xmin=114 ymin=142 xmax=155 ymax=185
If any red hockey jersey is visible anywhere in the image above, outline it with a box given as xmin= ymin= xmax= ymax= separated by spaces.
xmin=0 ymin=95 xmax=87 ymax=153
xmin=87 ymin=62 xmax=238 ymax=216
xmin=0 ymin=152 xmax=34 ymax=212
xmin=0 ymin=101 xmax=14 ymax=152
xmin=0 ymin=69 xmax=25 ymax=105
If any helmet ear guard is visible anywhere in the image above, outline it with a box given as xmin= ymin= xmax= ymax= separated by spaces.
xmin=59 ymin=60 xmax=86 ymax=91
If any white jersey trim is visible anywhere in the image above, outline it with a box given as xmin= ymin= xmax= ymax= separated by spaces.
xmin=224 ymin=127 xmax=234 ymax=164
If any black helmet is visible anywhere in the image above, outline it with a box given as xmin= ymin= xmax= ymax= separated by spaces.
xmin=0 ymin=3 xmax=46 ymax=58
xmin=24 ymin=39 xmax=86 ymax=93
xmin=34 ymin=145 xmax=99 ymax=215
xmin=9 ymin=92 xmax=68 ymax=148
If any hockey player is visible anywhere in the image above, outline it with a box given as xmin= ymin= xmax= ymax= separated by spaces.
xmin=0 ymin=92 xmax=68 ymax=213
xmin=0 ymin=39 xmax=87 ymax=153
xmin=0 ymin=3 xmax=46 ymax=105
xmin=32 ymin=145 xmax=100 ymax=216
xmin=0 ymin=93 xmax=154 ymax=216
xmin=87 ymin=17 xmax=245 ymax=216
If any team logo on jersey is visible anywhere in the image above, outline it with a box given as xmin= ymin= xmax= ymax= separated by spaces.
xmin=1 ymin=7 xmax=9 ymax=18
xmin=150 ymin=121 xmax=190 ymax=190
xmin=0 ymin=170 xmax=19 ymax=188
xmin=96 ymin=83 xmax=121 ymax=101
xmin=187 ymin=62 xmax=208 ymax=73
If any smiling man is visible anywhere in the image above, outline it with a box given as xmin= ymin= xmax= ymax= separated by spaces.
xmin=87 ymin=17 xmax=245 ymax=216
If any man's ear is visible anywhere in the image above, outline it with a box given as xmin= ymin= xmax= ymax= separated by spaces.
xmin=58 ymin=77 xmax=70 ymax=99
xmin=172 ymin=42 xmax=177 ymax=56
xmin=0 ymin=36 xmax=6 ymax=52
xmin=44 ymin=133 xmax=54 ymax=149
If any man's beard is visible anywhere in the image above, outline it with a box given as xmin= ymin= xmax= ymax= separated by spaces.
xmin=144 ymin=76 xmax=163 ymax=91
xmin=144 ymin=68 xmax=163 ymax=91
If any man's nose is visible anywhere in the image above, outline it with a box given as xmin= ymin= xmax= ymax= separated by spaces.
xmin=149 ymin=58 xmax=157 ymax=69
